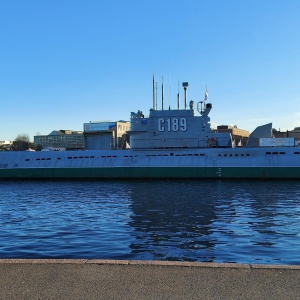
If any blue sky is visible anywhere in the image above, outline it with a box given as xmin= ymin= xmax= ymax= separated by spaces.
xmin=1 ymin=0 xmax=300 ymax=141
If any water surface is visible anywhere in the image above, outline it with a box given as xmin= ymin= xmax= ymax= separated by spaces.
xmin=0 ymin=180 xmax=299 ymax=264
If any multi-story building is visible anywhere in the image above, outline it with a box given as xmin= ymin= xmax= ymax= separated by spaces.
xmin=34 ymin=130 xmax=84 ymax=150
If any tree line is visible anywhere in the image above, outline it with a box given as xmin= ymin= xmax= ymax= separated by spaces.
xmin=0 ymin=134 xmax=38 ymax=151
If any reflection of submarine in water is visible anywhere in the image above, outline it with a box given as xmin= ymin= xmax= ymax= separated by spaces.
xmin=126 ymin=180 xmax=296 ymax=262
xmin=127 ymin=181 xmax=217 ymax=261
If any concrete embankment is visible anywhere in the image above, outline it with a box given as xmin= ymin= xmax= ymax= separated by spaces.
xmin=1 ymin=259 xmax=300 ymax=299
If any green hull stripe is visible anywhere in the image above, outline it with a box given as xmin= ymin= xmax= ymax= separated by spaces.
xmin=1 ymin=166 xmax=300 ymax=179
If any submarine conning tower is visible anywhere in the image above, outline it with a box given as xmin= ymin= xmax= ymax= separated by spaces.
xmin=129 ymin=80 xmax=232 ymax=150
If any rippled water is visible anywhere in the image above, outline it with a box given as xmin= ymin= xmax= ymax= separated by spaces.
xmin=0 ymin=180 xmax=300 ymax=264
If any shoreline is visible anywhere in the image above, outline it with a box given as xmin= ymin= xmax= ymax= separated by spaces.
xmin=1 ymin=258 xmax=300 ymax=269
xmin=1 ymin=259 xmax=300 ymax=299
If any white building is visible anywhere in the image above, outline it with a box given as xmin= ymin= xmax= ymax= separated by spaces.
xmin=0 ymin=140 xmax=12 ymax=146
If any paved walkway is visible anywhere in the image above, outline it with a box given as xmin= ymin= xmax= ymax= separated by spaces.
xmin=1 ymin=259 xmax=300 ymax=299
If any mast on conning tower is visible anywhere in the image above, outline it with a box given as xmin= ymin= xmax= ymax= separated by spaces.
xmin=162 ymin=76 xmax=164 ymax=110
xmin=177 ymin=80 xmax=180 ymax=110
xmin=152 ymin=75 xmax=156 ymax=110
xmin=182 ymin=82 xmax=188 ymax=110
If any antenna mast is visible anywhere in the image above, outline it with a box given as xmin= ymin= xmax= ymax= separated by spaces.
xmin=177 ymin=80 xmax=180 ymax=109
xmin=162 ymin=76 xmax=164 ymax=110
xmin=182 ymin=82 xmax=188 ymax=110
xmin=152 ymin=75 xmax=156 ymax=110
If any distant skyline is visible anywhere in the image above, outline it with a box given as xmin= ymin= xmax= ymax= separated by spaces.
xmin=1 ymin=0 xmax=300 ymax=141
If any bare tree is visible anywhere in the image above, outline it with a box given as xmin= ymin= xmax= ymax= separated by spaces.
xmin=12 ymin=133 xmax=32 ymax=151
xmin=15 ymin=133 xmax=31 ymax=143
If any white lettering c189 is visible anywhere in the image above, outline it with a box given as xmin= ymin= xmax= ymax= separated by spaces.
xmin=158 ymin=118 xmax=187 ymax=132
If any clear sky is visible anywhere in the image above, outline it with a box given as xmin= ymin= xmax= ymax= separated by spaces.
xmin=1 ymin=0 xmax=300 ymax=141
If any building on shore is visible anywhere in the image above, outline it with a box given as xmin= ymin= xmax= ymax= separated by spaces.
xmin=216 ymin=125 xmax=250 ymax=147
xmin=83 ymin=121 xmax=130 ymax=150
xmin=34 ymin=130 xmax=84 ymax=150
xmin=33 ymin=121 xmax=130 ymax=151
xmin=273 ymin=127 xmax=300 ymax=145
xmin=0 ymin=140 xmax=13 ymax=151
